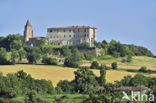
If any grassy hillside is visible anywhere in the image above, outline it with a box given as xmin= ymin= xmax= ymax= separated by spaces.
xmin=0 ymin=64 xmax=136 ymax=87
xmin=88 ymin=56 xmax=156 ymax=70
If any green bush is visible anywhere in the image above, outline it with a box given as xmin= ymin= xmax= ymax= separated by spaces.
xmin=111 ymin=62 xmax=117 ymax=69
xmin=112 ymin=52 xmax=120 ymax=58
xmin=121 ymin=55 xmax=132 ymax=63
xmin=42 ymin=57 xmax=57 ymax=65
xmin=139 ymin=66 xmax=147 ymax=73
xmin=127 ymin=55 xmax=132 ymax=62
xmin=84 ymin=53 xmax=94 ymax=60
xmin=24 ymin=91 xmax=47 ymax=103
xmin=64 ymin=47 xmax=81 ymax=68
xmin=121 ymin=58 xmax=126 ymax=63
xmin=27 ymin=52 xmax=41 ymax=64
xmin=56 ymin=80 xmax=74 ymax=94
xmin=90 ymin=61 xmax=99 ymax=69
xmin=130 ymin=74 xmax=148 ymax=86
xmin=64 ymin=57 xmax=79 ymax=68
xmin=0 ymin=48 xmax=14 ymax=65
xmin=76 ymin=43 xmax=90 ymax=49
xmin=74 ymin=67 xmax=99 ymax=94
xmin=0 ymin=70 xmax=55 ymax=99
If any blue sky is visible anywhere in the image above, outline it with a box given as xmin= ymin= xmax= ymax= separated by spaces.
xmin=0 ymin=0 xmax=156 ymax=54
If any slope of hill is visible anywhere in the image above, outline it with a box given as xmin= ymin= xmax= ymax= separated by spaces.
xmin=0 ymin=64 xmax=136 ymax=86
xmin=94 ymin=56 xmax=156 ymax=70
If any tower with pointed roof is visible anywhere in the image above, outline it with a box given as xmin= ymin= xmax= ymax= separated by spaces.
xmin=24 ymin=20 xmax=33 ymax=42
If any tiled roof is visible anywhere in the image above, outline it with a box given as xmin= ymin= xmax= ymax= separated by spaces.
xmin=30 ymin=37 xmax=41 ymax=39
xmin=48 ymin=26 xmax=96 ymax=29
xmin=115 ymin=86 xmax=149 ymax=91
xmin=99 ymin=86 xmax=105 ymax=90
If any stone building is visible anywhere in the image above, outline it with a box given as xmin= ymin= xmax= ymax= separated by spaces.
xmin=24 ymin=20 xmax=44 ymax=46
xmin=24 ymin=20 xmax=33 ymax=42
xmin=47 ymin=26 xmax=97 ymax=47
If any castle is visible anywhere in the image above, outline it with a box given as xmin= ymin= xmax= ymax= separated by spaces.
xmin=24 ymin=20 xmax=44 ymax=46
xmin=24 ymin=20 xmax=97 ymax=47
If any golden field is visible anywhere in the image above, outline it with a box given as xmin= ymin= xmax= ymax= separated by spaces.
xmin=0 ymin=64 xmax=137 ymax=87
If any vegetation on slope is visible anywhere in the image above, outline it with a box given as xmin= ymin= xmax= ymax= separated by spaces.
xmin=0 ymin=67 xmax=156 ymax=103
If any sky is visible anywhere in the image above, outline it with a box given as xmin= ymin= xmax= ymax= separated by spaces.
xmin=0 ymin=0 xmax=156 ymax=54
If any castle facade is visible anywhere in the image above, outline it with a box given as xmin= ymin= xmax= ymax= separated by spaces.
xmin=47 ymin=26 xmax=97 ymax=47
xmin=24 ymin=20 xmax=97 ymax=47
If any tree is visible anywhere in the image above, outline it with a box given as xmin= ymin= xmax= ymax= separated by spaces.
xmin=64 ymin=47 xmax=81 ymax=68
xmin=130 ymin=74 xmax=148 ymax=86
xmin=15 ymin=70 xmax=28 ymax=79
xmin=71 ymin=47 xmax=81 ymax=61
xmin=61 ymin=46 xmax=71 ymax=57
xmin=119 ymin=75 xmax=132 ymax=86
xmin=11 ymin=50 xmax=19 ymax=64
xmin=10 ymin=40 xmax=22 ymax=50
xmin=35 ymin=79 xmax=54 ymax=94
xmin=112 ymin=51 xmax=120 ymax=58
xmin=99 ymin=64 xmax=106 ymax=86
xmin=150 ymin=86 xmax=156 ymax=103
xmin=0 ymin=48 xmax=12 ymax=65
xmin=90 ymin=61 xmax=99 ymax=69
xmin=102 ymin=40 xmax=107 ymax=45
xmin=1 ymin=34 xmax=23 ymax=51
xmin=39 ymin=38 xmax=46 ymax=46
xmin=27 ymin=52 xmax=40 ymax=64
xmin=127 ymin=44 xmax=153 ymax=57
xmin=117 ymin=44 xmax=127 ymax=57
xmin=139 ymin=66 xmax=147 ymax=73
xmin=18 ymin=49 xmax=27 ymax=62
xmin=84 ymin=53 xmax=94 ymax=60
xmin=56 ymin=50 xmax=61 ymax=56
xmin=42 ymin=56 xmax=57 ymax=65
xmin=111 ymin=62 xmax=117 ymax=69
xmin=24 ymin=91 xmax=46 ymax=103
xmin=56 ymin=80 xmax=74 ymax=93
xmin=74 ymin=67 xmax=99 ymax=94
xmin=76 ymin=42 xmax=90 ymax=49
xmin=127 ymin=55 xmax=132 ymax=62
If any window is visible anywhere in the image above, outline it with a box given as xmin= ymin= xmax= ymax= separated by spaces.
xmin=84 ymin=34 xmax=86 ymax=37
xmin=84 ymin=29 xmax=87 ymax=32
xmin=69 ymin=30 xmax=71 ymax=32
xmin=64 ymin=30 xmax=66 ymax=32
xmin=69 ymin=35 xmax=71 ymax=37
xmin=49 ymin=30 xmax=52 ymax=32
xmin=64 ymin=35 xmax=66 ymax=38
xmin=73 ymin=30 xmax=75 ymax=32
xmin=78 ymin=29 xmax=80 ymax=32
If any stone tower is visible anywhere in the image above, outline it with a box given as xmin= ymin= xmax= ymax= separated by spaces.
xmin=24 ymin=20 xmax=33 ymax=42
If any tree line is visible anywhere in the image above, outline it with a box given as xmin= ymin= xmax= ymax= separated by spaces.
xmin=0 ymin=70 xmax=54 ymax=103
xmin=95 ymin=40 xmax=153 ymax=57
xmin=1 ymin=66 xmax=156 ymax=102
xmin=0 ymin=34 xmax=154 ymax=66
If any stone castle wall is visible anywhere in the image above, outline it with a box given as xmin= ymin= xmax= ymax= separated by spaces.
xmin=47 ymin=27 xmax=97 ymax=47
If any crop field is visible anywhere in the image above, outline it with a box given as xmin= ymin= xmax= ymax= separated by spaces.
xmin=0 ymin=64 xmax=136 ymax=87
